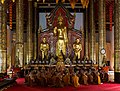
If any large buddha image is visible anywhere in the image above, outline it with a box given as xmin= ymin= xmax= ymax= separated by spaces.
xmin=54 ymin=14 xmax=68 ymax=58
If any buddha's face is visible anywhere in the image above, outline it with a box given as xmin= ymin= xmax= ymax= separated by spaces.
xmin=43 ymin=38 xmax=46 ymax=43
xmin=76 ymin=39 xmax=80 ymax=43
xmin=58 ymin=21 xmax=63 ymax=25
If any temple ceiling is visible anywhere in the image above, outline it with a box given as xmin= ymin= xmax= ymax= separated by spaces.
xmin=4 ymin=0 xmax=114 ymax=31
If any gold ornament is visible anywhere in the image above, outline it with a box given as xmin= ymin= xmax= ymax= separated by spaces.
xmin=12 ymin=0 xmax=15 ymax=2
xmin=62 ymin=0 xmax=65 ymax=3
xmin=1 ymin=0 xmax=4 ymax=4
xmin=56 ymin=0 xmax=59 ymax=4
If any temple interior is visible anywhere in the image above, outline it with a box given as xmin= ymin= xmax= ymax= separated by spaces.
xmin=0 ymin=0 xmax=120 ymax=91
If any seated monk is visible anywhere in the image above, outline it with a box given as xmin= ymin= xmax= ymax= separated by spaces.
xmin=72 ymin=73 xmax=80 ymax=88
xmin=25 ymin=72 xmax=30 ymax=85
xmin=63 ymin=72 xmax=71 ymax=86
xmin=103 ymin=72 xmax=108 ymax=82
xmin=82 ymin=71 xmax=88 ymax=85
xmin=87 ymin=72 xmax=93 ymax=84
xmin=99 ymin=70 xmax=104 ymax=82
xmin=46 ymin=69 xmax=52 ymax=86
xmin=97 ymin=72 xmax=101 ymax=84
xmin=36 ymin=71 xmax=42 ymax=86
xmin=29 ymin=70 xmax=36 ymax=86
xmin=87 ymin=70 xmax=93 ymax=84
xmin=51 ymin=72 xmax=57 ymax=87
xmin=93 ymin=71 xmax=101 ymax=85
xmin=55 ymin=72 xmax=64 ymax=87
xmin=40 ymin=72 xmax=47 ymax=87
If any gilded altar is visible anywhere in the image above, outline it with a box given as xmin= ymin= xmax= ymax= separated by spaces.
xmin=38 ymin=3 xmax=83 ymax=60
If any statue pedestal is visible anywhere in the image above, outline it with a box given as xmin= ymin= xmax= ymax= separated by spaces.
xmin=56 ymin=61 xmax=65 ymax=71
xmin=57 ymin=61 xmax=65 ymax=66
xmin=56 ymin=57 xmax=65 ymax=71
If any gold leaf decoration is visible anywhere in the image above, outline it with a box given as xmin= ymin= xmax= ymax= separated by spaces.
xmin=56 ymin=0 xmax=59 ymax=4
xmin=62 ymin=0 xmax=65 ymax=3
xmin=81 ymin=0 xmax=89 ymax=8
xmin=1 ymin=0 xmax=4 ymax=4
xmin=69 ymin=0 xmax=78 ymax=9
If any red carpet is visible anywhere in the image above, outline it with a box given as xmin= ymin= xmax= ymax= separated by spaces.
xmin=4 ymin=78 xmax=120 ymax=91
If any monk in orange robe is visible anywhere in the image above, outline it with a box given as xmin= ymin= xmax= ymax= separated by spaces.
xmin=72 ymin=73 xmax=80 ymax=87
xmin=63 ymin=72 xmax=71 ymax=86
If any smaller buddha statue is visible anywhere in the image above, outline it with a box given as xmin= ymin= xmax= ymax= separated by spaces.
xmin=40 ymin=37 xmax=49 ymax=60
xmin=73 ymin=38 xmax=82 ymax=60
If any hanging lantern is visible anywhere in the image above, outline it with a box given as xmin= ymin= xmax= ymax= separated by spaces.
xmin=43 ymin=0 xmax=45 ymax=3
xmin=56 ymin=0 xmax=59 ymax=4
xmin=69 ymin=0 xmax=78 ymax=9
xmin=12 ymin=0 xmax=15 ymax=2
xmin=9 ymin=2 xmax=13 ymax=30
xmin=85 ymin=0 xmax=89 ymax=8
xmin=109 ymin=4 xmax=113 ymax=31
xmin=1 ymin=0 xmax=5 ymax=4
xmin=81 ymin=0 xmax=89 ymax=8
xmin=56 ymin=0 xmax=65 ymax=4
xmin=62 ymin=0 xmax=65 ymax=3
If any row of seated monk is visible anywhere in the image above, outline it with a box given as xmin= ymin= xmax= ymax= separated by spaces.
xmin=24 ymin=66 xmax=108 ymax=88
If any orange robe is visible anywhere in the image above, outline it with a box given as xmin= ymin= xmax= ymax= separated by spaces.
xmin=98 ymin=75 xmax=101 ymax=84
xmin=63 ymin=74 xmax=70 ymax=86
xmin=72 ymin=75 xmax=80 ymax=88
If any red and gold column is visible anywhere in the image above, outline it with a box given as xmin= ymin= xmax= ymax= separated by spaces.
xmin=15 ymin=0 xmax=24 ymax=67
xmin=9 ymin=1 xmax=12 ymax=30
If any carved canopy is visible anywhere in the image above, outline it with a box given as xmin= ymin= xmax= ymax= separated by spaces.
xmin=46 ymin=3 xmax=75 ymax=29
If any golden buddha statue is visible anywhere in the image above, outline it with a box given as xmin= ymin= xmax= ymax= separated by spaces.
xmin=54 ymin=14 xmax=68 ymax=58
xmin=73 ymin=38 xmax=82 ymax=59
xmin=40 ymin=37 xmax=49 ymax=60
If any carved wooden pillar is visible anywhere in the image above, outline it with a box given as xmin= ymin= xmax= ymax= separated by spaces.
xmin=84 ymin=8 xmax=89 ymax=59
xmin=33 ymin=2 xmax=37 ymax=60
xmin=103 ymin=0 xmax=106 ymax=50
xmin=89 ymin=0 xmax=96 ymax=63
xmin=98 ymin=0 xmax=106 ymax=67
xmin=0 ymin=3 xmax=2 ymax=73
xmin=1 ymin=2 xmax=7 ymax=73
xmin=114 ymin=0 xmax=120 ymax=83
xmin=27 ymin=0 xmax=33 ymax=63
xmin=15 ymin=0 xmax=24 ymax=67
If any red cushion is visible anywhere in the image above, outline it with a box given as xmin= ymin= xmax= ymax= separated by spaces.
xmin=4 ymin=75 xmax=9 ymax=78
xmin=0 ymin=78 xmax=3 ymax=81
